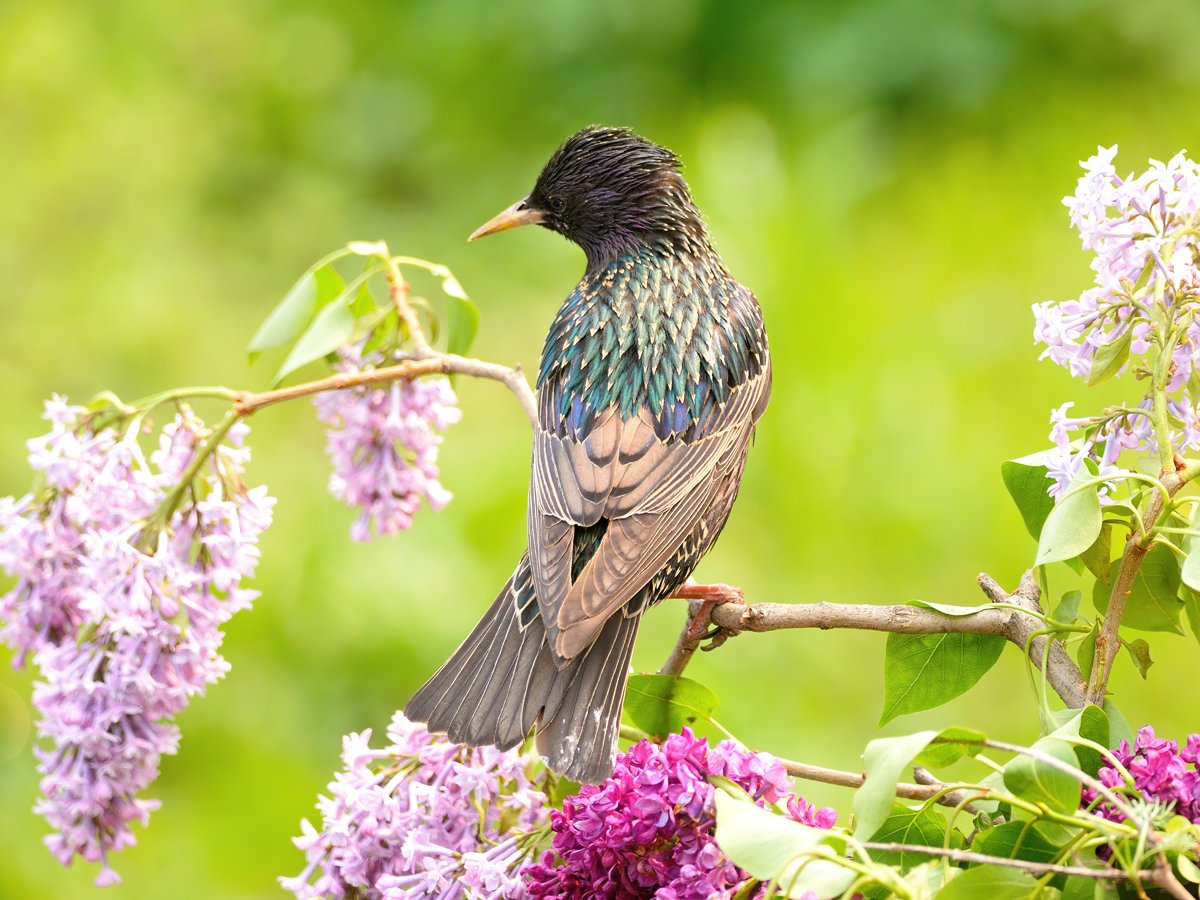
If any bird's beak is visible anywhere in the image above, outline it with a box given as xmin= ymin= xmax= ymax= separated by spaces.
xmin=468 ymin=198 xmax=545 ymax=241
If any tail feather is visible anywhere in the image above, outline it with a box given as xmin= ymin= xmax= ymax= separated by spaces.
xmin=404 ymin=554 xmax=638 ymax=783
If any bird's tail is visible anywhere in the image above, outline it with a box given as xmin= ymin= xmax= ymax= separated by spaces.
xmin=404 ymin=554 xmax=638 ymax=784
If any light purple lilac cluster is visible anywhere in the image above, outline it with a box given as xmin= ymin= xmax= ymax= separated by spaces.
xmin=1085 ymin=725 xmax=1200 ymax=825
xmin=1034 ymin=147 xmax=1200 ymax=497
xmin=522 ymin=729 xmax=837 ymax=899
xmin=313 ymin=348 xmax=461 ymax=541
xmin=281 ymin=711 xmax=548 ymax=899
xmin=0 ymin=397 xmax=274 ymax=885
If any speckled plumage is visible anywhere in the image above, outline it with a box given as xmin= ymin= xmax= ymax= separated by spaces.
xmin=406 ymin=127 xmax=771 ymax=783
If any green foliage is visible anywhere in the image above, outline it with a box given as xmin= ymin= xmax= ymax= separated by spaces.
xmin=622 ymin=673 xmax=720 ymax=737
xmin=1002 ymin=739 xmax=1082 ymax=814
xmin=1036 ymin=467 xmax=1102 ymax=567
xmin=932 ymin=866 xmax=1042 ymax=899
xmin=1002 ymin=457 xmax=1056 ymax=541
xmin=1092 ymin=544 xmax=1184 ymax=634
xmin=880 ymin=623 xmax=1005 ymax=724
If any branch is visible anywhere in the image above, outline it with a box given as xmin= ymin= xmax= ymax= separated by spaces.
xmin=1087 ymin=455 xmax=1199 ymax=705
xmin=684 ymin=571 xmax=1087 ymax=708
xmin=857 ymin=842 xmax=1148 ymax=882
xmin=231 ymin=351 xmax=538 ymax=426
xmin=779 ymin=757 xmax=981 ymax=814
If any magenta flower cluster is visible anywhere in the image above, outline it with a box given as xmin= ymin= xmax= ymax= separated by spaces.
xmin=521 ymin=729 xmax=837 ymax=899
xmin=0 ymin=398 xmax=274 ymax=885
xmin=1034 ymin=147 xmax=1200 ymax=497
xmin=281 ymin=711 xmax=548 ymax=899
xmin=1085 ymin=725 xmax=1200 ymax=825
xmin=313 ymin=349 xmax=461 ymax=541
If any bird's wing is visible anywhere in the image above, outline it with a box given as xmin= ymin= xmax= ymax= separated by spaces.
xmin=528 ymin=362 xmax=771 ymax=660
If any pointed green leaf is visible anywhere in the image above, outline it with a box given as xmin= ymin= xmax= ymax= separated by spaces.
xmin=273 ymin=296 xmax=356 ymax=385
xmin=445 ymin=293 xmax=480 ymax=358
xmin=1045 ymin=704 xmax=1109 ymax=775
xmin=1036 ymin=469 xmax=1102 ymax=566
xmin=973 ymin=821 xmax=1060 ymax=864
xmin=1182 ymin=533 xmax=1200 ymax=593
xmin=1052 ymin=590 xmax=1083 ymax=624
xmin=914 ymin=727 xmax=987 ymax=768
xmin=1003 ymin=739 xmax=1082 ymax=814
xmin=933 ymin=864 xmax=1042 ymax=899
xmin=880 ymin=629 xmax=1004 ymax=725
xmin=249 ymin=270 xmax=318 ymax=361
xmin=622 ymin=674 xmax=719 ymax=738
xmin=865 ymin=806 xmax=964 ymax=873
xmin=1092 ymin=544 xmax=1184 ymax=633
xmin=1122 ymin=637 xmax=1153 ymax=678
xmin=854 ymin=731 xmax=937 ymax=839
xmin=714 ymin=790 xmax=853 ymax=899
xmin=1080 ymin=524 xmax=1112 ymax=583
xmin=1184 ymin=587 xmax=1200 ymax=648
xmin=1086 ymin=327 xmax=1132 ymax=386
xmin=1076 ymin=624 xmax=1097 ymax=681
xmin=1001 ymin=458 xmax=1055 ymax=540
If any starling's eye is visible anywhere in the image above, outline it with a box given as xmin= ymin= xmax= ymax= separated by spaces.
xmin=548 ymin=196 xmax=566 ymax=212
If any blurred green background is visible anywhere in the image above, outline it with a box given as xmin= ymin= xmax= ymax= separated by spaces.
xmin=3 ymin=0 xmax=1200 ymax=896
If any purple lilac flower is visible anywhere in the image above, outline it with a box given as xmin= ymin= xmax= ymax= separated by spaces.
xmin=281 ymin=711 xmax=548 ymax=899
xmin=522 ymin=729 xmax=837 ymax=899
xmin=1034 ymin=147 xmax=1200 ymax=497
xmin=1085 ymin=725 xmax=1200 ymax=824
xmin=0 ymin=398 xmax=274 ymax=885
xmin=313 ymin=348 xmax=461 ymax=541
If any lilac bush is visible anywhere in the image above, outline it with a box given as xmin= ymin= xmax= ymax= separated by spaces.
xmin=281 ymin=711 xmax=548 ymax=899
xmin=521 ymin=729 xmax=837 ymax=899
xmin=1034 ymin=147 xmax=1200 ymax=496
xmin=0 ymin=398 xmax=274 ymax=885
xmin=313 ymin=348 xmax=461 ymax=541
xmin=1085 ymin=725 xmax=1200 ymax=825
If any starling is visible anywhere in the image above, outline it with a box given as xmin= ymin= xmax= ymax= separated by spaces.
xmin=405 ymin=126 xmax=771 ymax=783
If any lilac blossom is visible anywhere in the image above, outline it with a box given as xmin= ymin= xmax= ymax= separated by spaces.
xmin=313 ymin=349 xmax=461 ymax=541
xmin=281 ymin=711 xmax=548 ymax=899
xmin=521 ymin=729 xmax=837 ymax=899
xmin=0 ymin=398 xmax=274 ymax=885
xmin=1034 ymin=147 xmax=1200 ymax=496
xmin=1085 ymin=726 xmax=1200 ymax=825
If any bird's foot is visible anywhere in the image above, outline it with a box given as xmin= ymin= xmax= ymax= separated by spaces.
xmin=672 ymin=582 xmax=745 ymax=646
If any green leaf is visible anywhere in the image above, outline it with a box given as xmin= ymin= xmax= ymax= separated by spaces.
xmin=1052 ymin=590 xmax=1083 ymax=624
xmin=249 ymin=261 xmax=348 ymax=362
xmin=854 ymin=731 xmax=938 ymax=839
xmin=622 ymin=674 xmax=719 ymax=738
xmin=445 ymin=292 xmax=479 ymax=357
xmin=1080 ymin=524 xmax=1112 ymax=583
xmin=1001 ymin=457 xmax=1055 ymax=540
xmin=1122 ymin=637 xmax=1153 ymax=678
xmin=880 ymin=628 xmax=1004 ymax=725
xmin=1036 ymin=467 xmax=1102 ymax=566
xmin=865 ymin=806 xmax=964 ymax=872
xmin=1075 ymin=624 xmax=1097 ymax=681
xmin=1183 ymin=587 xmax=1200 ymax=647
xmin=933 ymin=864 xmax=1043 ymax=899
xmin=1061 ymin=874 xmax=1107 ymax=899
xmin=1045 ymin=705 xmax=1109 ymax=776
xmin=249 ymin=270 xmax=318 ymax=361
xmin=273 ymin=295 xmax=356 ymax=385
xmin=1092 ymin=544 xmax=1184 ymax=633
xmin=1086 ymin=326 xmax=1132 ymax=386
xmin=914 ymin=726 xmax=987 ymax=768
xmin=1183 ymin=533 xmax=1200 ymax=593
xmin=1103 ymin=699 xmax=1135 ymax=746
xmin=1178 ymin=853 xmax=1200 ymax=885
xmin=1003 ymin=739 xmax=1082 ymax=814
xmin=713 ymin=790 xmax=853 ymax=899
xmin=973 ymin=821 xmax=1061 ymax=864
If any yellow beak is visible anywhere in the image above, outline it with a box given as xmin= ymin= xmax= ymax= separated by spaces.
xmin=468 ymin=198 xmax=546 ymax=241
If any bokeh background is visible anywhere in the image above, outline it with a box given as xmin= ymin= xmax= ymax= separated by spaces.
xmin=3 ymin=0 xmax=1200 ymax=896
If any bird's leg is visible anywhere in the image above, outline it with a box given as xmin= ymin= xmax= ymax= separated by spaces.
xmin=671 ymin=580 xmax=745 ymax=645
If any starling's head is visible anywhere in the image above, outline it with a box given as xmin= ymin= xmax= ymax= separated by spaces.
xmin=470 ymin=126 xmax=707 ymax=266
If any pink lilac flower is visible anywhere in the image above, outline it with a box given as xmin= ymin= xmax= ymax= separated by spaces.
xmin=313 ymin=349 xmax=461 ymax=541
xmin=1034 ymin=147 xmax=1200 ymax=497
xmin=281 ymin=711 xmax=548 ymax=900
xmin=0 ymin=399 xmax=274 ymax=885
xmin=522 ymin=729 xmax=837 ymax=899
xmin=1085 ymin=726 xmax=1200 ymax=824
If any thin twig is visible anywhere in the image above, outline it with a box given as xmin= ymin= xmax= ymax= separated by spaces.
xmin=858 ymin=842 xmax=1149 ymax=881
xmin=232 ymin=354 xmax=538 ymax=425
xmin=779 ymin=758 xmax=980 ymax=814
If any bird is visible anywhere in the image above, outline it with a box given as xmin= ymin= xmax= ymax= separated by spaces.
xmin=405 ymin=126 xmax=771 ymax=784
